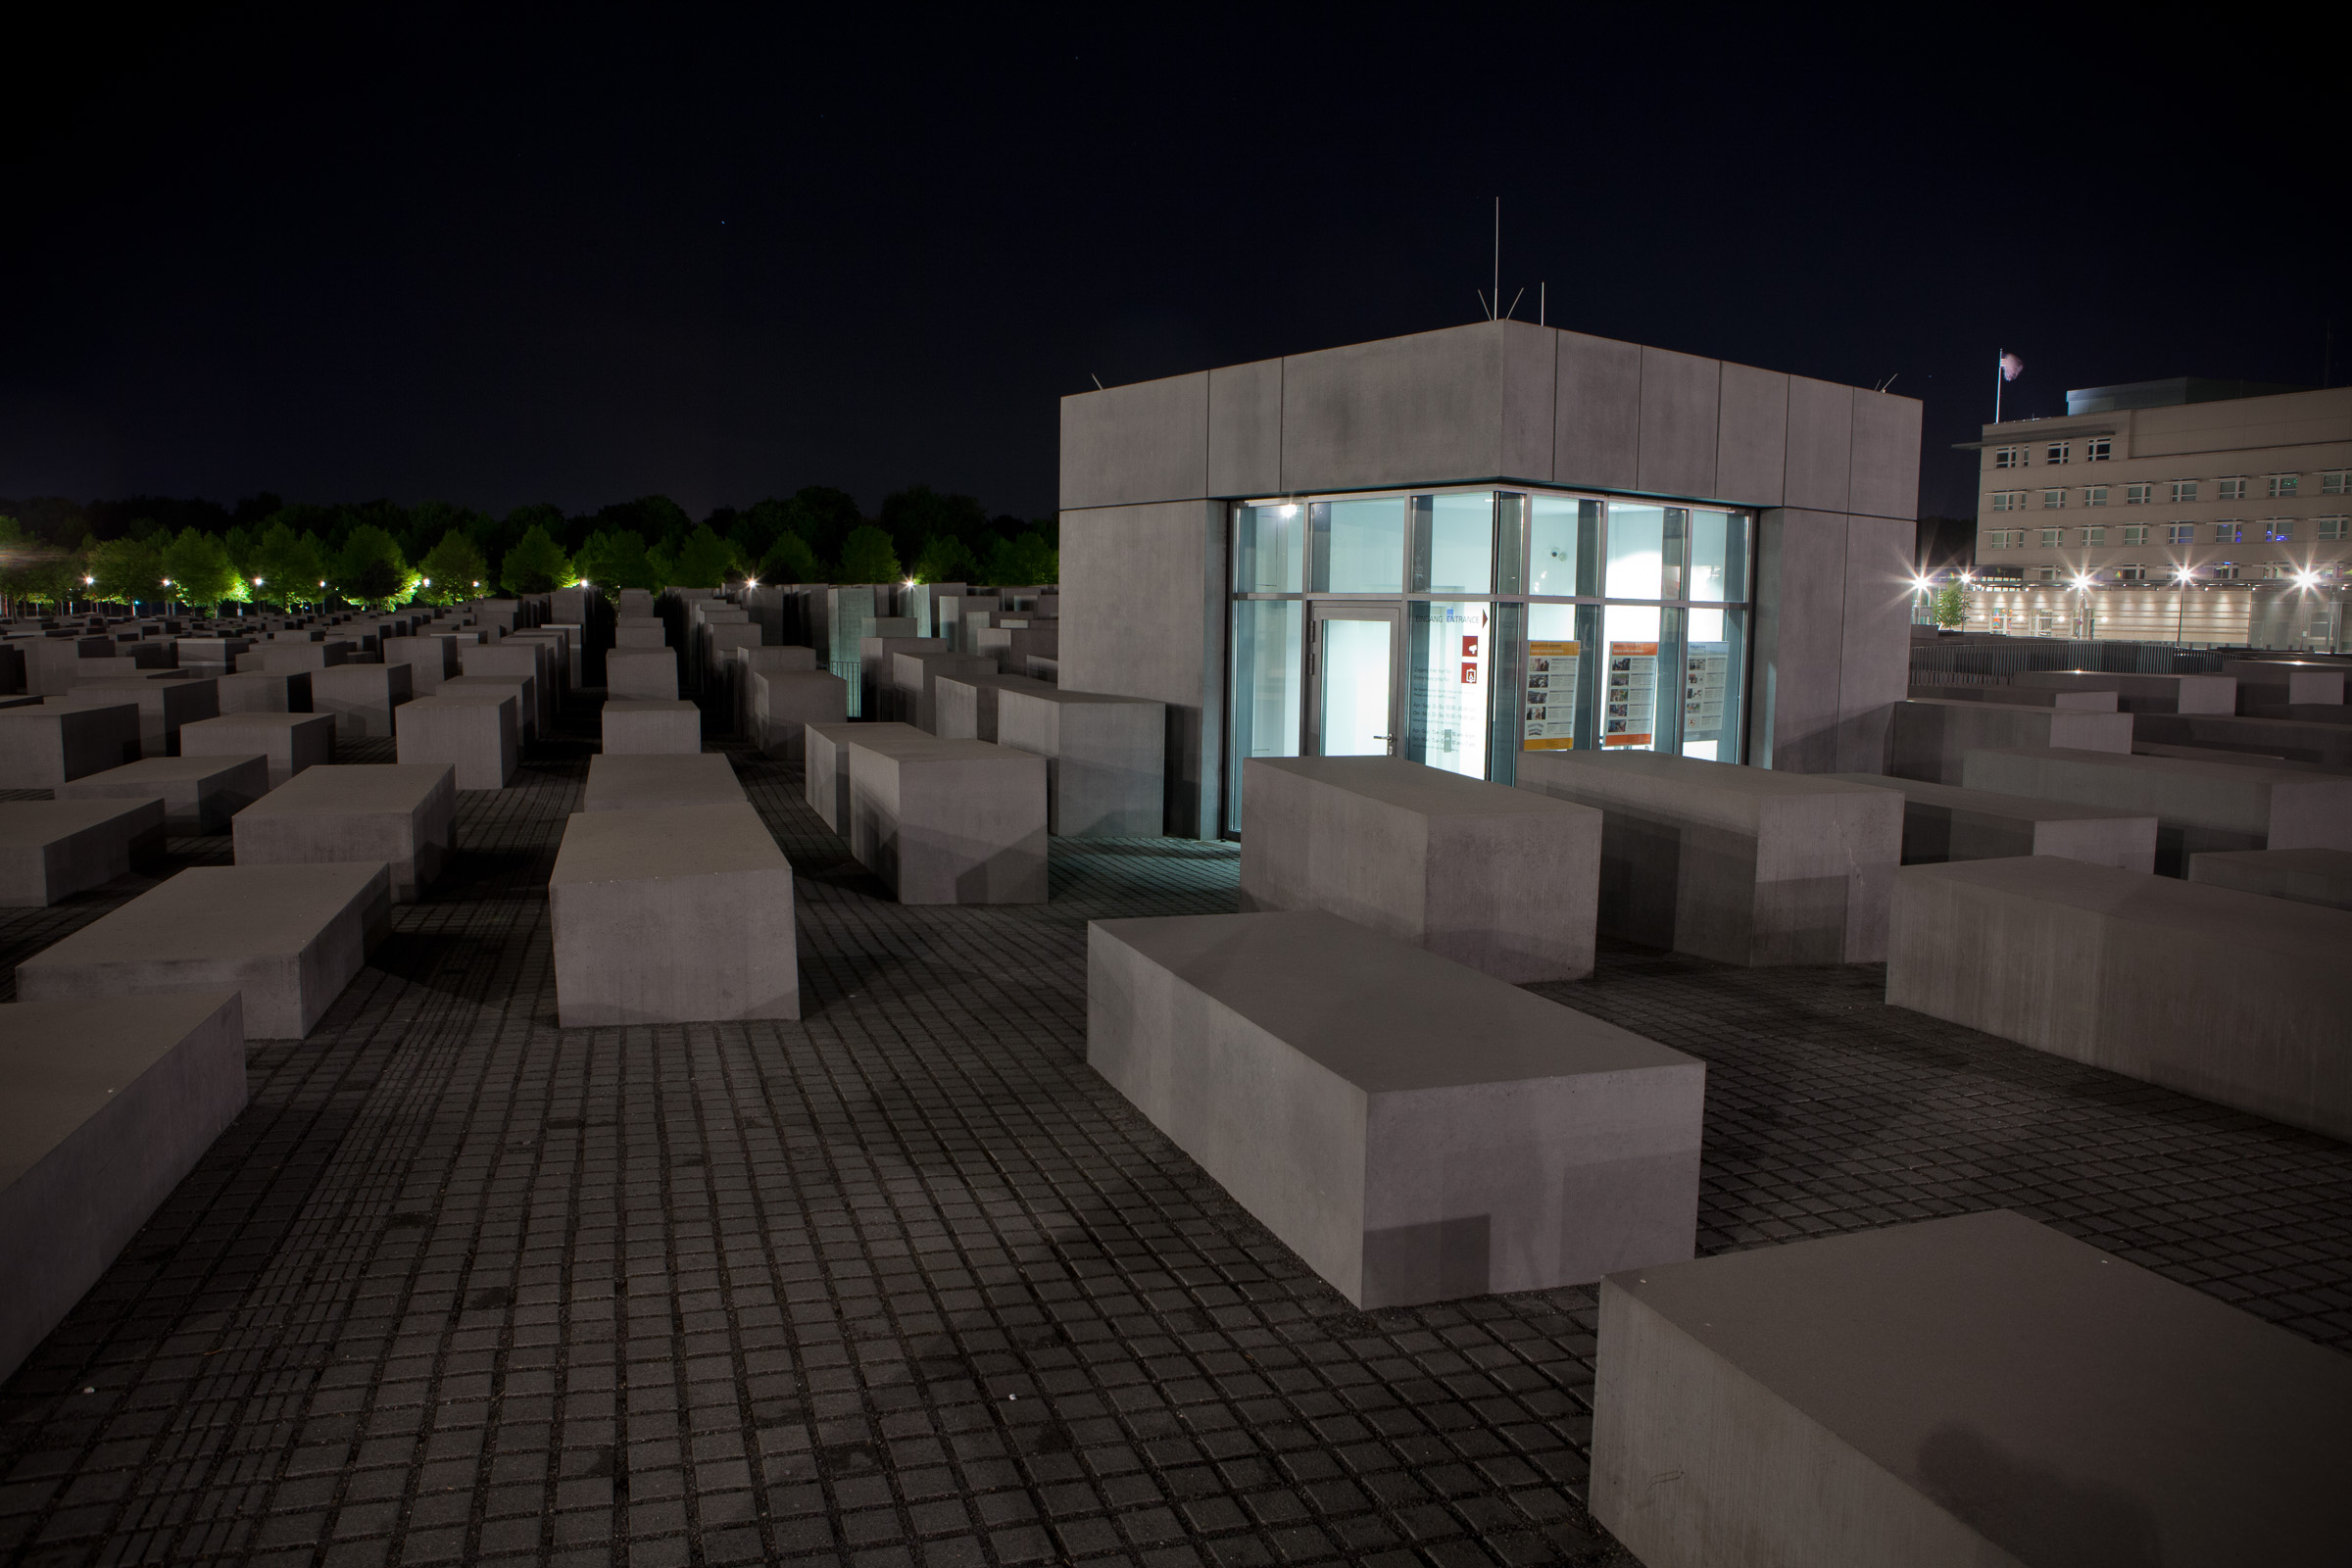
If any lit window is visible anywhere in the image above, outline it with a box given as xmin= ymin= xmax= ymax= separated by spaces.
xmin=1989 ymin=491 xmax=2026 ymax=512
xmin=2041 ymin=489 xmax=2067 ymax=509
xmin=1992 ymin=446 xmax=2028 ymax=469
xmin=2039 ymin=527 xmax=2064 ymax=547
xmin=2083 ymin=486 xmax=2109 ymax=507
xmin=2261 ymin=563 xmax=2297 ymax=579
xmin=2214 ymin=522 xmax=2243 ymax=544
xmin=2118 ymin=564 xmax=2146 ymax=581
xmin=2319 ymin=517 xmax=2349 ymax=541
xmin=2046 ymin=442 xmax=2072 ymax=465
xmin=1982 ymin=529 xmax=2023 ymax=550
xmin=2166 ymin=523 xmax=2196 ymax=545
xmin=2267 ymin=474 xmax=2298 ymax=499
xmin=2122 ymin=525 xmax=2149 ymax=545
xmin=2170 ymin=479 xmax=2198 ymax=503
xmin=2033 ymin=566 xmax=2057 ymax=583
xmin=2265 ymin=520 xmax=2294 ymax=543
xmin=2217 ymin=477 xmax=2247 ymax=501
xmin=2323 ymin=471 xmax=2350 ymax=496
xmin=2084 ymin=439 xmax=2112 ymax=462
xmin=2213 ymin=563 xmax=2240 ymax=581
xmin=2124 ymin=483 xmax=2151 ymax=505
xmin=2082 ymin=526 xmax=2106 ymax=546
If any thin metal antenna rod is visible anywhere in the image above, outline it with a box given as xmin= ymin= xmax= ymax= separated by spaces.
xmin=1540 ymin=281 xmax=1545 ymax=326
xmin=1505 ymin=287 xmax=1524 ymax=320
xmin=1493 ymin=197 xmax=1500 ymax=321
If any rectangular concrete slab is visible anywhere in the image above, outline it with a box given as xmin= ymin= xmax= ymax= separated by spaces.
xmin=230 ymin=763 xmax=455 ymax=903
xmin=847 ymin=736 xmax=1048 ymax=904
xmin=550 ymin=802 xmax=798 ymax=1026
xmin=1242 ymin=757 xmax=1602 ymax=982
xmin=605 ymin=647 xmax=678 ymax=701
xmin=1591 ymin=1210 xmax=2352 ymax=1568
xmin=0 ymin=992 xmax=247 ymax=1382
xmin=1516 ymin=751 xmax=1902 ymax=964
xmin=0 ymin=799 xmax=167 ymax=906
xmin=1089 ymin=909 xmax=1704 ymax=1307
xmin=59 ymin=675 xmax=220 ymax=757
xmin=394 ymin=693 xmax=517 ymax=790
xmin=2186 ymin=846 xmax=2352 ymax=911
xmin=17 ymin=862 xmax=391 ymax=1038
xmin=804 ymin=721 xmax=923 ymax=833
xmin=1906 ymin=683 xmax=2118 ymax=710
xmin=997 ymin=685 xmax=1167 ymax=836
xmin=215 ymin=669 xmax=313 ymax=714
xmin=178 ymin=711 xmax=336 ymax=788
xmin=2222 ymin=659 xmax=2344 ymax=710
xmin=750 ymin=670 xmax=847 ymax=763
xmin=0 ymin=703 xmax=141 ymax=788
xmin=1960 ymin=746 xmax=2352 ymax=875
xmin=58 ymin=753 xmax=270 ymax=833
xmin=1888 ymin=698 xmax=2132 ymax=785
xmin=1829 ymin=772 xmax=2158 ymax=872
xmin=308 ymin=662 xmax=413 ymax=741
xmin=1886 ymin=856 xmax=2352 ymax=1138
xmin=2132 ymin=710 xmax=2352 ymax=769
xmin=2013 ymin=668 xmax=2237 ymax=713
xmin=581 ymin=752 xmax=744 ymax=812
xmin=601 ymin=699 xmax=702 ymax=756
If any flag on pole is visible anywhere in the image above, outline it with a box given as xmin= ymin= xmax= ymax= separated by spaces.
xmin=2000 ymin=352 xmax=2025 ymax=381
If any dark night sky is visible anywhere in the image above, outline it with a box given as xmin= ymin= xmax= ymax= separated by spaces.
xmin=4 ymin=7 xmax=2342 ymax=525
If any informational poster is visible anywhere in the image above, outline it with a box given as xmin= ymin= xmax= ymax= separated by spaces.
xmin=1683 ymin=641 xmax=1731 ymax=748
xmin=1602 ymin=641 xmax=1657 ymax=748
xmin=1522 ymin=640 xmax=1579 ymax=750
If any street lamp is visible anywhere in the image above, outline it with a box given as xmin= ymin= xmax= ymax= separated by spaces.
xmin=2173 ymin=564 xmax=2194 ymax=647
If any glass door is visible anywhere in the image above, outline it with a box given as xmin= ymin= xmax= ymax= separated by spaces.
xmin=1309 ymin=605 xmax=1399 ymax=756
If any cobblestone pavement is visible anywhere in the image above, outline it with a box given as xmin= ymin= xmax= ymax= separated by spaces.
xmin=1 ymin=704 xmax=2347 ymax=1568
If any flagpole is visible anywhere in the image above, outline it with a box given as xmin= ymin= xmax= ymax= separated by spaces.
xmin=1995 ymin=350 xmax=2003 ymax=424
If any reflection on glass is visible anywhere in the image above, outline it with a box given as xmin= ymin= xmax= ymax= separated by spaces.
xmin=1313 ymin=499 xmax=1406 ymax=593
xmin=1408 ymin=601 xmax=1489 ymax=778
xmin=1528 ymin=497 xmax=1596 ymax=596
xmin=1600 ymin=604 xmax=1663 ymax=751
xmin=1688 ymin=510 xmax=1746 ymax=603
xmin=1680 ymin=606 xmax=1743 ymax=761
xmin=1604 ymin=505 xmax=1667 ymax=600
xmin=1235 ymin=505 xmax=1304 ymax=593
xmin=1419 ymin=493 xmax=1494 ymax=593
xmin=1318 ymin=617 xmax=1394 ymax=755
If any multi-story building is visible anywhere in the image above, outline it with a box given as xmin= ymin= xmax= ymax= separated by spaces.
xmin=1961 ymin=378 xmax=2352 ymax=643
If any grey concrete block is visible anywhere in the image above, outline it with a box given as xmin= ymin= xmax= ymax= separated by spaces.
xmin=614 ymin=621 xmax=667 ymax=650
xmin=0 ymin=799 xmax=167 ymax=906
xmin=1836 ymin=514 xmax=1918 ymax=771
xmin=2132 ymin=711 xmax=2352 ymax=769
xmin=847 ymin=736 xmax=1048 ymax=904
xmin=58 ymin=676 xmax=219 ymax=758
xmin=550 ymin=803 xmax=798 ymax=1026
xmin=310 ymin=662 xmax=413 ymax=741
xmin=1907 ymin=684 xmax=2119 ymax=710
xmin=582 ymin=752 xmax=744 ymax=812
xmin=0 ymin=992 xmax=247 ymax=1383
xmin=859 ymin=636 xmax=947 ymax=721
xmin=1636 ymin=346 xmax=1719 ymax=499
xmin=215 ymin=669 xmax=313 ymax=713
xmin=1591 ymin=1210 xmax=2352 ymax=1568
xmin=997 ymin=687 xmax=1167 ymax=837
xmin=1782 ymin=375 xmax=1854 ymax=514
xmin=2222 ymin=659 xmax=2344 ymax=710
xmin=230 ymin=762 xmax=455 ymax=903
xmin=601 ymin=700 xmax=701 ymax=755
xmin=1516 ymin=751 xmax=1902 ymax=964
xmin=932 ymin=674 xmax=1004 ymax=742
xmin=1553 ymin=330 xmax=1642 ymax=491
xmin=395 ymin=693 xmax=517 ymax=790
xmin=1057 ymin=368 xmax=1209 ymax=511
xmin=1279 ymin=321 xmax=1526 ymax=494
xmin=1749 ymin=509 xmax=1848 ymax=773
xmin=1206 ymin=356 xmax=1283 ymax=497
xmin=750 ymin=670 xmax=846 ymax=763
xmin=1089 ymin=909 xmax=1703 ymax=1307
xmin=1830 ymin=773 xmax=2157 ymax=872
xmin=1712 ymin=360 xmax=1788 ymax=508
xmin=2186 ymin=847 xmax=2352 ymax=912
xmin=606 ymin=647 xmax=678 ymax=701
xmin=0 ymin=703 xmax=141 ymax=788
xmin=17 ymin=862 xmax=391 ymax=1038
xmin=733 ymin=646 xmax=819 ymax=736
xmin=242 ymin=639 xmax=351 ymax=672
xmin=1887 ymin=698 xmax=2132 ymax=785
xmin=1847 ymin=386 xmax=1923 ymax=520
xmin=463 ymin=641 xmax=555 ymax=735
xmin=381 ymin=634 xmax=457 ymax=695
xmin=804 ymin=721 xmax=923 ymax=832
xmin=894 ymin=651 xmax=997 ymax=734
xmin=2012 ymin=669 xmax=2236 ymax=713
xmin=1240 ymin=758 xmax=1601 ymax=981
xmin=440 ymin=673 xmax=535 ymax=743
xmin=1886 ymin=857 xmax=2352 ymax=1139
xmin=1960 ymin=746 xmax=2352 ymax=875
xmin=58 ymin=754 xmax=271 ymax=833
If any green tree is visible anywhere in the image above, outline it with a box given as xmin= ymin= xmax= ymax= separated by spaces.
xmin=333 ymin=524 xmax=412 ymax=608
xmin=909 ymin=533 xmax=981 ymax=584
xmin=0 ymin=517 xmax=74 ymax=612
xmin=759 ymin=531 xmax=821 ymax=583
xmin=85 ymin=535 xmax=165 ymax=607
xmin=251 ymin=521 xmax=330 ymax=609
xmin=662 ymin=523 xmax=736 ymax=590
xmin=879 ymin=485 xmax=991 ymax=569
xmin=834 ymin=524 xmax=903 ymax=584
xmin=498 ymin=524 xmax=573 ymax=595
xmin=573 ymin=529 xmax=662 ymax=592
xmin=416 ymin=531 xmax=491 ymax=604
xmin=1931 ymin=584 xmax=1968 ymax=629
xmin=777 ymin=487 xmax=863 ymax=564
xmin=982 ymin=530 xmax=1057 ymax=587
xmin=159 ymin=527 xmax=241 ymax=610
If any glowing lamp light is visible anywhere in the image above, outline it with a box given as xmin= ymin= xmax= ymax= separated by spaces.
xmin=83 ymin=575 xmax=94 ymax=585
xmin=2299 ymin=570 xmax=2321 ymax=589
xmin=2174 ymin=566 xmax=2194 ymax=582
xmin=2072 ymin=573 xmax=2093 ymax=590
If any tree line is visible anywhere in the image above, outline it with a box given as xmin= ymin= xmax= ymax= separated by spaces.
xmin=0 ymin=486 xmax=1059 ymax=613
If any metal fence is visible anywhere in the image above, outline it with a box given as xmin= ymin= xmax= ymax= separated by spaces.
xmin=1908 ymin=638 xmax=2225 ymax=685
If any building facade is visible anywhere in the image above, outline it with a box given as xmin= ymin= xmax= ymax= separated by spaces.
xmin=1969 ymin=380 xmax=2352 ymax=592
xmin=1057 ymin=321 xmax=1922 ymax=838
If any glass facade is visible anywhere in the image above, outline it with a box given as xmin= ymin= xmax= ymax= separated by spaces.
xmin=1228 ymin=488 xmax=1753 ymax=830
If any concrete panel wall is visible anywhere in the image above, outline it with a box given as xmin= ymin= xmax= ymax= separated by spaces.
xmin=1057 ymin=499 xmax=1226 ymax=837
xmin=1849 ymin=389 xmax=1924 ymax=521
xmin=1057 ymin=370 xmax=1208 ymax=512
xmin=1837 ymin=515 xmax=1919 ymax=771
xmin=1554 ymin=330 xmax=1643 ymax=492
xmin=1783 ymin=376 xmax=1855 ymax=514
xmin=1207 ymin=358 xmax=1283 ymax=497
xmin=1715 ymin=362 xmax=1789 ymax=509
xmin=1280 ymin=324 xmax=1509 ymax=493
xmin=1499 ymin=322 xmax=1558 ymax=480
xmin=1636 ymin=347 xmax=1720 ymax=500
xmin=1752 ymin=510 xmax=1851 ymax=773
